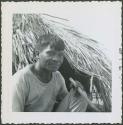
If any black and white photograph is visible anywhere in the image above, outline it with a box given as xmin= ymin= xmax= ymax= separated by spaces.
xmin=1 ymin=1 xmax=122 ymax=124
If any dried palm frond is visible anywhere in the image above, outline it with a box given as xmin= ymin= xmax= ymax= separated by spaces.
xmin=12 ymin=14 xmax=112 ymax=111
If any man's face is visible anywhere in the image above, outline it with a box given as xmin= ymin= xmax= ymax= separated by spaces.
xmin=38 ymin=45 xmax=64 ymax=72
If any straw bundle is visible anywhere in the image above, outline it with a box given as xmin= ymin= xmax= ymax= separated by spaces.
xmin=12 ymin=14 xmax=112 ymax=111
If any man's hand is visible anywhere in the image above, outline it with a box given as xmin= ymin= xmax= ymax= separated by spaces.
xmin=69 ymin=77 xmax=100 ymax=112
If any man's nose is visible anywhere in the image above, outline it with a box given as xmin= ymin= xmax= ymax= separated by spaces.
xmin=52 ymin=56 xmax=59 ymax=61
xmin=52 ymin=55 xmax=62 ymax=62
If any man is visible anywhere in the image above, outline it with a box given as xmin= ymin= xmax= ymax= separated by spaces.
xmin=12 ymin=33 xmax=99 ymax=112
xmin=12 ymin=34 xmax=68 ymax=112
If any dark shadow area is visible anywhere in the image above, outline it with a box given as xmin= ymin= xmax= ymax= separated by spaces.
xmin=59 ymin=57 xmax=91 ymax=94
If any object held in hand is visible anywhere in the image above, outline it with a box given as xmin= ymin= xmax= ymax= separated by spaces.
xmin=69 ymin=77 xmax=84 ymax=90
xmin=69 ymin=77 xmax=100 ymax=112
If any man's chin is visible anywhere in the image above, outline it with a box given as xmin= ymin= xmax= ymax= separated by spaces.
xmin=49 ymin=67 xmax=60 ymax=72
xmin=51 ymin=68 xmax=59 ymax=72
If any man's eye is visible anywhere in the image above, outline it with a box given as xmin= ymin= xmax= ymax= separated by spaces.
xmin=58 ymin=53 xmax=64 ymax=57
xmin=47 ymin=51 xmax=55 ymax=56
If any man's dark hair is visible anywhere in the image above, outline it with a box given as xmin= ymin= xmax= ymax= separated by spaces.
xmin=36 ymin=33 xmax=65 ymax=51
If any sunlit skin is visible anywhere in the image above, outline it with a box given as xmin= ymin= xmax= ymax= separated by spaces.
xmin=30 ymin=45 xmax=64 ymax=83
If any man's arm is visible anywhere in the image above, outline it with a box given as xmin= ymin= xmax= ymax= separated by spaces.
xmin=56 ymin=72 xmax=68 ymax=102
xmin=12 ymin=73 xmax=28 ymax=112
xmin=52 ymin=72 xmax=68 ymax=112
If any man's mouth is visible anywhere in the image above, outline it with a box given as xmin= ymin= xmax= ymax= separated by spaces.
xmin=50 ymin=64 xmax=60 ymax=68
xmin=47 ymin=61 xmax=61 ymax=70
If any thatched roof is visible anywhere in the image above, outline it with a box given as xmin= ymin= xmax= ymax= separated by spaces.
xmin=12 ymin=14 xmax=112 ymax=111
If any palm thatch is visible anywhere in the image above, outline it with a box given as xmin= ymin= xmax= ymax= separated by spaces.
xmin=12 ymin=14 xmax=112 ymax=112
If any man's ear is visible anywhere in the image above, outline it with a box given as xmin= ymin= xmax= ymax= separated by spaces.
xmin=33 ymin=48 xmax=40 ymax=62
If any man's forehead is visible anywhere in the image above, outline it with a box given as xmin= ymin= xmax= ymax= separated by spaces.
xmin=45 ymin=45 xmax=64 ymax=53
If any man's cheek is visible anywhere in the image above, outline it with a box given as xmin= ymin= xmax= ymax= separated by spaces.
xmin=45 ymin=60 xmax=52 ymax=67
xmin=60 ymin=57 xmax=64 ymax=64
xmin=39 ymin=56 xmax=48 ymax=65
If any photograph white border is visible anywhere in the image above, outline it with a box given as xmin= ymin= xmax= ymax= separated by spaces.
xmin=1 ymin=1 xmax=122 ymax=124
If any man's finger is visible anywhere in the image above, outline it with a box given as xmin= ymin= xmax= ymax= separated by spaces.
xmin=75 ymin=80 xmax=84 ymax=90
xmin=69 ymin=78 xmax=77 ymax=87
